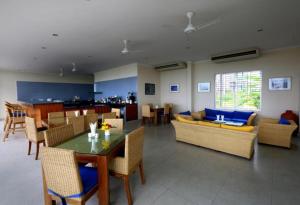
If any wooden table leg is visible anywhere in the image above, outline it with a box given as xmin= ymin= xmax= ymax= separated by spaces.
xmin=97 ymin=155 xmax=110 ymax=205
xmin=154 ymin=110 xmax=158 ymax=125
xmin=42 ymin=169 xmax=52 ymax=205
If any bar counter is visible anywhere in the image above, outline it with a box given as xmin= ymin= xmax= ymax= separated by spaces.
xmin=20 ymin=101 xmax=138 ymax=126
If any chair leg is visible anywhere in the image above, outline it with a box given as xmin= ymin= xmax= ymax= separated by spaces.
xmin=139 ymin=161 xmax=146 ymax=184
xmin=12 ymin=123 xmax=16 ymax=134
xmin=123 ymin=175 xmax=133 ymax=205
xmin=28 ymin=141 xmax=32 ymax=155
xmin=2 ymin=119 xmax=12 ymax=142
xmin=35 ymin=142 xmax=40 ymax=160
xmin=142 ymin=117 xmax=145 ymax=125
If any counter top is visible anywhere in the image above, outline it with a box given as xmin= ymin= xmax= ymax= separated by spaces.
xmin=20 ymin=100 xmax=64 ymax=105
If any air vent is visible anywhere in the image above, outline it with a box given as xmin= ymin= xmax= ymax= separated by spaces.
xmin=155 ymin=62 xmax=187 ymax=71
xmin=211 ymin=48 xmax=260 ymax=63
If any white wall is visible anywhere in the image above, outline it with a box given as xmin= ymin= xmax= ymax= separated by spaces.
xmin=160 ymin=68 xmax=189 ymax=113
xmin=193 ymin=47 xmax=300 ymax=118
xmin=137 ymin=64 xmax=161 ymax=118
xmin=159 ymin=47 xmax=300 ymax=118
xmin=94 ymin=63 xmax=138 ymax=82
xmin=0 ymin=70 xmax=94 ymax=119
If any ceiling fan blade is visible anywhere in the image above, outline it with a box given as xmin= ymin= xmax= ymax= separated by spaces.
xmin=195 ymin=19 xmax=220 ymax=31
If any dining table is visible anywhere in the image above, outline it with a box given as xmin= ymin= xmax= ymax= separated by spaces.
xmin=42 ymin=129 xmax=128 ymax=205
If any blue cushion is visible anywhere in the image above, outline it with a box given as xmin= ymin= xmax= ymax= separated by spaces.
xmin=231 ymin=118 xmax=247 ymax=125
xmin=233 ymin=111 xmax=253 ymax=121
xmin=204 ymin=116 xmax=217 ymax=121
xmin=279 ymin=117 xmax=290 ymax=125
xmin=79 ymin=166 xmax=98 ymax=194
xmin=205 ymin=108 xmax=220 ymax=118
xmin=179 ymin=111 xmax=191 ymax=116
xmin=219 ymin=110 xmax=234 ymax=119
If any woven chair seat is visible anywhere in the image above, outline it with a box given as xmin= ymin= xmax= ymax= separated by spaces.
xmin=13 ymin=117 xmax=25 ymax=123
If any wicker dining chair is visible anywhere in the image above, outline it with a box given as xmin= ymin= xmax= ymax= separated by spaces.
xmin=44 ymin=124 xmax=74 ymax=147
xmin=104 ymin=119 xmax=124 ymax=131
xmin=142 ymin=104 xmax=154 ymax=125
xmin=41 ymin=147 xmax=98 ymax=205
xmin=67 ymin=116 xmax=85 ymax=135
xmin=66 ymin=110 xmax=80 ymax=118
xmin=48 ymin=112 xmax=65 ymax=128
xmin=109 ymin=127 xmax=145 ymax=205
xmin=83 ymin=109 xmax=95 ymax=115
xmin=25 ymin=117 xmax=47 ymax=160
xmin=111 ymin=108 xmax=121 ymax=118
xmin=102 ymin=112 xmax=117 ymax=122
xmin=84 ymin=113 xmax=99 ymax=131
xmin=3 ymin=103 xmax=27 ymax=142
xmin=160 ymin=105 xmax=170 ymax=124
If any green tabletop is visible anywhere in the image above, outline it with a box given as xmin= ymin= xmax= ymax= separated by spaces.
xmin=55 ymin=129 xmax=127 ymax=155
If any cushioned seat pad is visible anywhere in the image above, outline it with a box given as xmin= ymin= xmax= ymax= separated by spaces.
xmin=79 ymin=166 xmax=98 ymax=194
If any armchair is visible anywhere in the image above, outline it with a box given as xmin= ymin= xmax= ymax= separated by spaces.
xmin=258 ymin=118 xmax=298 ymax=148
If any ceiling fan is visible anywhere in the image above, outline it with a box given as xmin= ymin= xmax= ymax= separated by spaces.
xmin=121 ymin=40 xmax=143 ymax=55
xmin=184 ymin=11 xmax=219 ymax=34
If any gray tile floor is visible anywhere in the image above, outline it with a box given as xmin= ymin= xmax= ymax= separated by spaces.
xmin=1 ymin=120 xmax=300 ymax=205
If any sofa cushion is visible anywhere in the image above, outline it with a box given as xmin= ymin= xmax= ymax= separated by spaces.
xmin=204 ymin=108 xmax=220 ymax=121
xmin=221 ymin=124 xmax=255 ymax=132
xmin=233 ymin=111 xmax=254 ymax=120
xmin=177 ymin=116 xmax=198 ymax=125
xmin=219 ymin=110 xmax=234 ymax=121
xmin=179 ymin=111 xmax=191 ymax=116
xmin=279 ymin=117 xmax=290 ymax=125
xmin=198 ymin=121 xmax=221 ymax=128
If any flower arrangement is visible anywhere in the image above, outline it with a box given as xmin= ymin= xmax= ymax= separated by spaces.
xmin=101 ymin=122 xmax=112 ymax=131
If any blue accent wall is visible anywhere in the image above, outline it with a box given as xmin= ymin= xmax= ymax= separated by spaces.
xmin=17 ymin=81 xmax=94 ymax=101
xmin=94 ymin=77 xmax=137 ymax=100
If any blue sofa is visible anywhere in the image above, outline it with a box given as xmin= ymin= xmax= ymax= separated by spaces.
xmin=203 ymin=108 xmax=255 ymax=125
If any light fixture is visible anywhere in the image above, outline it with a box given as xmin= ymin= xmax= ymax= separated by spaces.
xmin=72 ymin=62 xmax=77 ymax=72
xmin=52 ymin=33 xmax=59 ymax=37
xmin=41 ymin=46 xmax=47 ymax=50
xmin=184 ymin=12 xmax=196 ymax=33
xmin=121 ymin=40 xmax=129 ymax=54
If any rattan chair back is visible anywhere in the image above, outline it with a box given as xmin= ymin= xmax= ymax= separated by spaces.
xmin=44 ymin=124 xmax=74 ymax=147
xmin=102 ymin=112 xmax=117 ymax=121
xmin=25 ymin=117 xmax=40 ymax=142
xmin=85 ymin=113 xmax=99 ymax=131
xmin=66 ymin=110 xmax=80 ymax=118
xmin=125 ymin=127 xmax=144 ymax=174
xmin=142 ymin=105 xmax=151 ymax=117
xmin=67 ymin=116 xmax=85 ymax=135
xmin=111 ymin=108 xmax=121 ymax=118
xmin=48 ymin=112 xmax=65 ymax=127
xmin=41 ymin=147 xmax=83 ymax=198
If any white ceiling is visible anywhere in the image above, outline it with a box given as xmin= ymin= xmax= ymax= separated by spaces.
xmin=0 ymin=0 xmax=299 ymax=74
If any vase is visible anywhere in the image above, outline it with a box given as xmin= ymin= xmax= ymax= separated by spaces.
xmin=104 ymin=130 xmax=110 ymax=140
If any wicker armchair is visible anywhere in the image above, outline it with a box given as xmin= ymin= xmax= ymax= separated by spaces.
xmin=102 ymin=112 xmax=116 ymax=122
xmin=67 ymin=116 xmax=85 ymax=135
xmin=258 ymin=118 xmax=298 ymax=148
xmin=44 ymin=124 xmax=74 ymax=147
xmin=25 ymin=117 xmax=46 ymax=160
xmin=84 ymin=113 xmax=99 ymax=131
xmin=3 ymin=103 xmax=27 ymax=141
xmin=104 ymin=119 xmax=124 ymax=131
xmin=109 ymin=127 xmax=145 ymax=205
xmin=41 ymin=147 xmax=98 ymax=205
xmin=111 ymin=108 xmax=121 ymax=118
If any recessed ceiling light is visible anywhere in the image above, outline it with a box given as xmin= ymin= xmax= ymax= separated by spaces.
xmin=41 ymin=46 xmax=47 ymax=49
xmin=52 ymin=33 xmax=59 ymax=37
xmin=88 ymin=56 xmax=93 ymax=58
xmin=257 ymin=28 xmax=263 ymax=32
xmin=33 ymin=57 xmax=38 ymax=60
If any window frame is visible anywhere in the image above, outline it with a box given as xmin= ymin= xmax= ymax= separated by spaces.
xmin=214 ymin=70 xmax=263 ymax=111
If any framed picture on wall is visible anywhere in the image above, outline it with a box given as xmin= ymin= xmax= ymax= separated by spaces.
xmin=170 ymin=83 xmax=180 ymax=93
xmin=269 ymin=77 xmax=291 ymax=91
xmin=197 ymin=82 xmax=210 ymax=93
xmin=145 ymin=83 xmax=155 ymax=95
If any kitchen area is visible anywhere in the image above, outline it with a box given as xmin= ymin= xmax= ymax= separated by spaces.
xmin=18 ymin=79 xmax=138 ymax=125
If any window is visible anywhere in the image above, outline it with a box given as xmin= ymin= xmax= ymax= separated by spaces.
xmin=215 ymin=70 xmax=262 ymax=110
